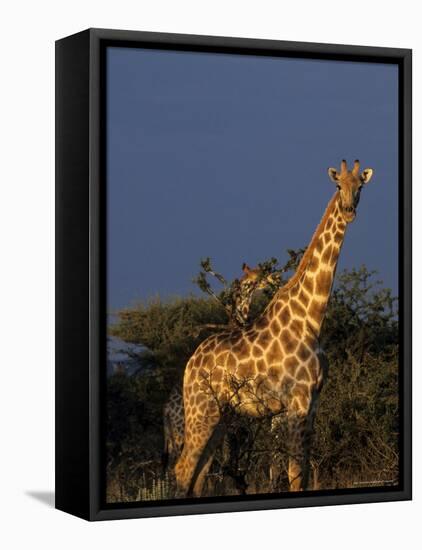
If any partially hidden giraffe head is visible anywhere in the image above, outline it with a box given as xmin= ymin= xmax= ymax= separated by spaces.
xmin=232 ymin=264 xmax=270 ymax=325
xmin=240 ymin=263 xmax=274 ymax=291
xmin=328 ymin=159 xmax=373 ymax=223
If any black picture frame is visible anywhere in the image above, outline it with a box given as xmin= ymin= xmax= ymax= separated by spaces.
xmin=55 ymin=28 xmax=412 ymax=521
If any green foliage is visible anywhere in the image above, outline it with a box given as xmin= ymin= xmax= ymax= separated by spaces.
xmin=313 ymin=266 xmax=398 ymax=487
xmin=323 ymin=266 xmax=397 ymax=358
xmin=110 ymin=295 xmax=228 ymax=386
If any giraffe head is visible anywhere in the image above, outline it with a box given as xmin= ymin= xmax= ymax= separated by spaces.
xmin=232 ymin=264 xmax=275 ymax=325
xmin=328 ymin=159 xmax=373 ymax=223
xmin=240 ymin=263 xmax=274 ymax=291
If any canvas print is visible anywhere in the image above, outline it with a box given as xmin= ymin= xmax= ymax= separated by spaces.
xmin=105 ymin=47 xmax=399 ymax=503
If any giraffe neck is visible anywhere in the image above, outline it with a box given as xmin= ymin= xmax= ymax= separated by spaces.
xmin=260 ymin=191 xmax=347 ymax=344
xmin=234 ymin=287 xmax=254 ymax=326
xmin=232 ymin=279 xmax=257 ymax=326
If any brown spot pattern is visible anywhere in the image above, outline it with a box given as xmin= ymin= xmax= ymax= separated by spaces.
xmin=290 ymin=284 xmax=299 ymax=297
xmin=267 ymin=339 xmax=282 ymax=364
xmin=315 ymin=269 xmax=332 ymax=296
xmin=268 ymin=366 xmax=281 ymax=383
xmin=279 ymin=306 xmax=290 ymax=326
xmin=291 ymin=299 xmax=306 ymax=318
xmin=308 ymin=300 xmax=326 ymax=325
xmin=271 ymin=319 xmax=281 ymax=337
xmin=232 ymin=339 xmax=249 ymax=357
xmin=297 ymin=343 xmax=311 ymax=361
xmin=330 ymin=247 xmax=340 ymax=266
xmin=298 ymin=290 xmax=310 ymax=308
xmin=290 ymin=319 xmax=304 ymax=337
xmin=226 ymin=353 xmax=236 ymax=371
xmin=238 ymin=361 xmax=255 ymax=379
xmin=293 ymin=383 xmax=310 ymax=410
xmin=255 ymin=316 xmax=269 ymax=330
xmin=256 ymin=358 xmax=266 ymax=373
xmin=315 ymin=237 xmax=323 ymax=253
xmin=308 ymin=356 xmax=319 ymax=382
xmin=333 ymin=231 xmax=343 ymax=244
xmin=257 ymin=329 xmax=272 ymax=348
xmin=280 ymin=330 xmax=298 ymax=353
xmin=321 ymin=245 xmax=332 ymax=265
xmin=211 ymin=367 xmax=223 ymax=383
xmin=302 ymin=276 xmax=314 ymax=294
xmin=308 ymin=255 xmax=319 ymax=272
xmin=285 ymin=355 xmax=299 ymax=375
xmin=296 ymin=367 xmax=310 ymax=382
xmin=252 ymin=345 xmax=262 ymax=358
xmin=216 ymin=349 xmax=230 ymax=363
xmin=214 ymin=341 xmax=227 ymax=355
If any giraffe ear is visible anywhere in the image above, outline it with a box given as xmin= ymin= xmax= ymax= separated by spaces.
xmin=328 ymin=168 xmax=339 ymax=182
xmin=360 ymin=168 xmax=373 ymax=185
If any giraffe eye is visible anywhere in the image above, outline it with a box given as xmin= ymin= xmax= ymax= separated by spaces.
xmin=336 ymin=185 xmax=341 ymax=191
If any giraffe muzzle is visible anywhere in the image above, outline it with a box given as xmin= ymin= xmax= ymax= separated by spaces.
xmin=342 ymin=206 xmax=356 ymax=222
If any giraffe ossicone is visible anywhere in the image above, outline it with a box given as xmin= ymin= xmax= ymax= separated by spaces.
xmin=174 ymin=160 xmax=374 ymax=497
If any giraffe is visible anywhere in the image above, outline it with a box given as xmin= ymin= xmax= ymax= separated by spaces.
xmin=162 ymin=263 xmax=274 ymax=471
xmin=175 ymin=160 xmax=374 ymax=497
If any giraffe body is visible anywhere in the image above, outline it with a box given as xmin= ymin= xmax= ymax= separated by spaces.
xmin=175 ymin=160 xmax=373 ymax=496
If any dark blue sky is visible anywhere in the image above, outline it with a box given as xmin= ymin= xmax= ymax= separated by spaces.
xmin=107 ymin=47 xmax=398 ymax=311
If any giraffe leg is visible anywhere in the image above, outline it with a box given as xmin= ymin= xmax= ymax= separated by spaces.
xmin=175 ymin=396 xmax=221 ymax=497
xmin=287 ymin=411 xmax=310 ymax=491
xmin=287 ymin=391 xmax=319 ymax=491
xmin=162 ymin=414 xmax=172 ymax=472
xmin=191 ymin=422 xmax=225 ymax=496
